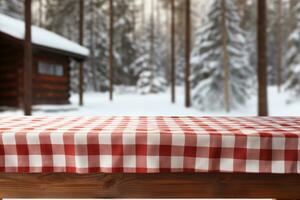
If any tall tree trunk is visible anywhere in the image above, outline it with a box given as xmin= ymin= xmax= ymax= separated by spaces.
xmin=108 ymin=0 xmax=114 ymax=101
xmin=90 ymin=0 xmax=97 ymax=91
xmin=165 ymin=2 xmax=171 ymax=85
xmin=276 ymin=0 xmax=282 ymax=92
xmin=257 ymin=0 xmax=268 ymax=116
xmin=131 ymin=1 xmax=137 ymax=86
xmin=236 ymin=0 xmax=247 ymax=17
xmin=141 ymin=0 xmax=145 ymax=36
xmin=79 ymin=0 xmax=84 ymax=106
xmin=132 ymin=1 xmax=136 ymax=43
xmin=289 ymin=0 xmax=297 ymax=32
xmin=24 ymin=0 xmax=32 ymax=116
xmin=221 ymin=0 xmax=230 ymax=112
xmin=171 ymin=0 xmax=176 ymax=103
xmin=39 ymin=0 xmax=42 ymax=26
xmin=236 ymin=0 xmax=247 ymax=28
xmin=156 ymin=0 xmax=161 ymax=35
xmin=150 ymin=0 xmax=155 ymax=69
xmin=184 ymin=0 xmax=191 ymax=107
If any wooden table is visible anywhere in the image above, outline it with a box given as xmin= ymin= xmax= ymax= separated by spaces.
xmin=0 ymin=173 xmax=299 ymax=199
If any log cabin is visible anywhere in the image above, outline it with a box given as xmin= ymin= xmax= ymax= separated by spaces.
xmin=0 ymin=13 xmax=89 ymax=107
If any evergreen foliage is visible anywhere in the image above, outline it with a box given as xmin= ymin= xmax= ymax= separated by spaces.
xmin=285 ymin=1 xmax=300 ymax=100
xmin=190 ymin=0 xmax=253 ymax=111
xmin=131 ymin=19 xmax=167 ymax=95
xmin=43 ymin=0 xmax=137 ymax=92
xmin=0 ymin=0 xmax=23 ymax=19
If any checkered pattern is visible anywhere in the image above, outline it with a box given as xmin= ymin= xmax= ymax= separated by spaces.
xmin=0 ymin=116 xmax=299 ymax=174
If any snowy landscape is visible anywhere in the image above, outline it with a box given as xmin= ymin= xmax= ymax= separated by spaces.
xmin=0 ymin=0 xmax=299 ymax=199
xmin=0 ymin=86 xmax=299 ymax=116
xmin=0 ymin=0 xmax=300 ymax=117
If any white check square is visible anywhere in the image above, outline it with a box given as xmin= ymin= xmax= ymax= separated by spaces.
xmin=272 ymin=137 xmax=285 ymax=150
xmin=272 ymin=161 xmax=285 ymax=173
xmin=29 ymin=155 xmax=42 ymax=167
xmin=246 ymin=160 xmax=259 ymax=173
xmin=75 ymin=155 xmax=88 ymax=168
xmin=195 ymin=157 xmax=209 ymax=171
xmin=75 ymin=133 xmax=88 ymax=145
xmin=123 ymin=156 xmax=136 ymax=168
xmin=147 ymin=134 xmax=160 ymax=145
xmin=247 ymin=136 xmax=260 ymax=149
xmin=222 ymin=135 xmax=235 ymax=148
xmin=220 ymin=158 xmax=234 ymax=172
xmin=50 ymin=133 xmax=64 ymax=144
xmin=99 ymin=134 xmax=111 ymax=144
xmin=5 ymin=155 xmax=18 ymax=167
xmin=197 ymin=135 xmax=210 ymax=147
xmin=2 ymin=132 xmax=16 ymax=145
xmin=100 ymin=155 xmax=112 ymax=168
xmin=123 ymin=134 xmax=136 ymax=145
xmin=171 ymin=156 xmax=184 ymax=168
xmin=53 ymin=155 xmax=66 ymax=167
xmin=147 ymin=156 xmax=159 ymax=169
xmin=26 ymin=132 xmax=40 ymax=145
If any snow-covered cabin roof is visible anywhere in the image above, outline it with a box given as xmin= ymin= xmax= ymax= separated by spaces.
xmin=0 ymin=13 xmax=89 ymax=59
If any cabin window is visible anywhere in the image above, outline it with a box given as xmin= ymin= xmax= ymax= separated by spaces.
xmin=38 ymin=62 xmax=64 ymax=76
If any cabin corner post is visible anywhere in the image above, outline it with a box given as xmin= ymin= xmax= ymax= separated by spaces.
xmin=24 ymin=0 xmax=33 ymax=116
xmin=79 ymin=0 xmax=84 ymax=106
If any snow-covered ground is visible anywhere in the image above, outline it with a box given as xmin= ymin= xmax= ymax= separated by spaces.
xmin=0 ymin=86 xmax=299 ymax=116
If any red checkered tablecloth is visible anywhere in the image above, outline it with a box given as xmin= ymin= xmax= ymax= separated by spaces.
xmin=0 ymin=116 xmax=299 ymax=174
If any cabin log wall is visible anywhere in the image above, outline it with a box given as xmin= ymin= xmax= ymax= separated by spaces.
xmin=0 ymin=37 xmax=22 ymax=107
xmin=32 ymin=51 xmax=71 ymax=105
xmin=0 ymin=33 xmax=72 ymax=107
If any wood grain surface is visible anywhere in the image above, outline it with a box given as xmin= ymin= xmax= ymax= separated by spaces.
xmin=0 ymin=173 xmax=299 ymax=198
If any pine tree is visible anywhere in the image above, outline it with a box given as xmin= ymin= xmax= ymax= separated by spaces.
xmin=161 ymin=0 xmax=186 ymax=86
xmin=112 ymin=0 xmax=136 ymax=85
xmin=285 ymin=1 xmax=300 ymax=101
xmin=190 ymin=0 xmax=253 ymax=111
xmin=131 ymin=23 xmax=167 ymax=94
xmin=131 ymin=0 xmax=166 ymax=95
xmin=44 ymin=0 xmax=119 ymax=92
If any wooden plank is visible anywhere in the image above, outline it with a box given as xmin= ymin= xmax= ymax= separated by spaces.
xmin=33 ymin=83 xmax=69 ymax=91
xmin=34 ymin=51 xmax=70 ymax=64
xmin=0 ymin=82 xmax=18 ymax=89
xmin=0 ymin=67 xmax=19 ymax=72
xmin=34 ymin=92 xmax=69 ymax=99
xmin=33 ymin=99 xmax=70 ymax=105
xmin=0 ymin=91 xmax=18 ymax=97
xmin=33 ymin=76 xmax=69 ymax=83
xmin=0 ymin=58 xmax=22 ymax=66
xmin=0 ymin=173 xmax=299 ymax=198
xmin=0 ymin=100 xmax=19 ymax=107
xmin=0 ymin=73 xmax=18 ymax=79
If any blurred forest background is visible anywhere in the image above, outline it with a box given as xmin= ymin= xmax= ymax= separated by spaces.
xmin=0 ymin=0 xmax=300 ymax=115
